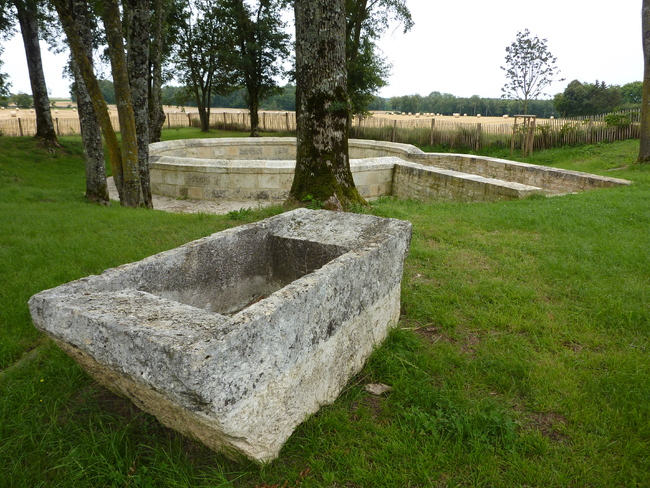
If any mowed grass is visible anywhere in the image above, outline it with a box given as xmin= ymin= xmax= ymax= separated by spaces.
xmin=1 ymin=133 xmax=649 ymax=487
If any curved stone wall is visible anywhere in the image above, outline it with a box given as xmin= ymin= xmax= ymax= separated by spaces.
xmin=148 ymin=138 xmax=630 ymax=203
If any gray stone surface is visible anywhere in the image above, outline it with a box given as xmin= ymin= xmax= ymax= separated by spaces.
xmin=148 ymin=138 xmax=630 ymax=203
xmin=29 ymin=209 xmax=412 ymax=463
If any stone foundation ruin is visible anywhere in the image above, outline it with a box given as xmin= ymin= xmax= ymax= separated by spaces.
xmin=148 ymin=137 xmax=630 ymax=204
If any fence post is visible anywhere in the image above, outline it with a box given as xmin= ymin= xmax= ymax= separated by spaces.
xmin=475 ymin=123 xmax=481 ymax=151
xmin=285 ymin=112 xmax=290 ymax=132
xmin=510 ymin=117 xmax=518 ymax=157
xmin=429 ymin=118 xmax=435 ymax=146
xmin=187 ymin=113 xmax=191 ymax=127
xmin=18 ymin=118 xmax=23 ymax=137
xmin=55 ymin=118 xmax=61 ymax=137
xmin=391 ymin=120 xmax=397 ymax=142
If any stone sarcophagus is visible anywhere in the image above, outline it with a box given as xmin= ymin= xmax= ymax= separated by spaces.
xmin=29 ymin=209 xmax=412 ymax=463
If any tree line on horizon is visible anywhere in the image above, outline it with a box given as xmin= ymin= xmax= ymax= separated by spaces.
xmin=61 ymin=78 xmax=640 ymax=119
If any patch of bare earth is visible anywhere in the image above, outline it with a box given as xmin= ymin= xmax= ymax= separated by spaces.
xmin=404 ymin=320 xmax=483 ymax=357
xmin=349 ymin=395 xmax=388 ymax=424
xmin=527 ymin=411 xmax=570 ymax=443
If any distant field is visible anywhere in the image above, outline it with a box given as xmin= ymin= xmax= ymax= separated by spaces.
xmin=0 ymin=104 xmax=537 ymax=125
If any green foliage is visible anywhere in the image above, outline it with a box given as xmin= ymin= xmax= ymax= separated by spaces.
xmin=554 ymin=80 xmax=623 ymax=117
xmin=263 ymin=83 xmax=296 ymax=111
xmin=97 ymin=78 xmax=116 ymax=105
xmin=621 ymin=81 xmax=643 ymax=104
xmin=604 ymin=113 xmax=631 ymax=129
xmin=389 ymin=91 xmax=559 ymax=117
xmin=0 ymin=55 xmax=10 ymax=101
xmin=162 ymin=83 xmax=296 ymax=111
xmin=10 ymin=92 xmax=34 ymax=108
xmin=346 ymin=0 xmax=413 ymax=115
xmin=226 ymin=206 xmax=254 ymax=219
xmin=501 ymin=29 xmax=564 ymax=114
xmin=171 ymin=0 xmax=239 ymax=130
xmin=219 ymin=0 xmax=291 ymax=134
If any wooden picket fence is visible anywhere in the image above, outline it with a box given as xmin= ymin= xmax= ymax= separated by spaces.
xmin=348 ymin=110 xmax=641 ymax=151
xmin=0 ymin=108 xmax=640 ymax=152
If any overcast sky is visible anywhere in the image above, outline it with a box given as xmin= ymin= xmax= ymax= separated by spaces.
xmin=0 ymin=0 xmax=644 ymax=100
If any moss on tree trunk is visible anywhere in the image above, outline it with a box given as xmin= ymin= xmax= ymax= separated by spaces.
xmin=71 ymin=0 xmax=109 ymax=205
xmin=52 ymin=0 xmax=125 ymax=200
xmin=290 ymin=0 xmax=366 ymax=208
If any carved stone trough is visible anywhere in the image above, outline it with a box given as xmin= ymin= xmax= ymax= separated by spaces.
xmin=29 ymin=209 xmax=412 ymax=463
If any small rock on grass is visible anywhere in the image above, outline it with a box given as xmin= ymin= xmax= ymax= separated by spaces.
xmin=364 ymin=383 xmax=392 ymax=396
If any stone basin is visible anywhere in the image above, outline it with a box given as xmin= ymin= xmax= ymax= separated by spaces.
xmin=148 ymin=137 xmax=631 ymax=204
xmin=29 ymin=209 xmax=412 ymax=463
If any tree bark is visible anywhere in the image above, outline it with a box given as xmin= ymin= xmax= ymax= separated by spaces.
xmin=148 ymin=0 xmax=167 ymax=143
xmin=102 ymin=0 xmax=145 ymax=207
xmin=51 ymin=0 xmax=126 ymax=201
xmin=249 ymin=91 xmax=260 ymax=137
xmin=290 ymin=0 xmax=366 ymax=208
xmin=14 ymin=0 xmax=58 ymax=145
xmin=125 ymin=0 xmax=153 ymax=208
xmin=71 ymin=0 xmax=109 ymax=205
xmin=640 ymin=0 xmax=650 ymax=163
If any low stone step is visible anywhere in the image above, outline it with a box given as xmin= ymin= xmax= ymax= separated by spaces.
xmin=392 ymin=161 xmax=547 ymax=202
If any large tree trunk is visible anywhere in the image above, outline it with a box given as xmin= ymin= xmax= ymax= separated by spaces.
xmin=640 ymin=0 xmax=650 ymax=163
xmin=125 ymin=0 xmax=153 ymax=208
xmin=51 ymin=0 xmax=126 ymax=201
xmin=290 ymin=0 xmax=365 ymax=208
xmin=148 ymin=0 xmax=167 ymax=143
xmin=71 ymin=0 xmax=109 ymax=205
xmin=14 ymin=0 xmax=58 ymax=145
xmin=102 ymin=0 xmax=145 ymax=207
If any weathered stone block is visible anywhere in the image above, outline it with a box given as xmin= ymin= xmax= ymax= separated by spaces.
xmin=29 ymin=209 xmax=412 ymax=463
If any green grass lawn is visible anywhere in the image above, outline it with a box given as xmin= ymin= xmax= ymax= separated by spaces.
xmin=1 ymin=132 xmax=649 ymax=487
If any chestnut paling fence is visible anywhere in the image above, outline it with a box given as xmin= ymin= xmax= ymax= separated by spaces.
xmin=0 ymin=109 xmax=640 ymax=151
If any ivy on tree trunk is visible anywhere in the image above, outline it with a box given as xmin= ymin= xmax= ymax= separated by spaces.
xmin=290 ymin=0 xmax=366 ymax=208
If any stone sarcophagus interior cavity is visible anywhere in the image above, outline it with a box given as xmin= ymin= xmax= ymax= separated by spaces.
xmin=29 ymin=209 xmax=412 ymax=463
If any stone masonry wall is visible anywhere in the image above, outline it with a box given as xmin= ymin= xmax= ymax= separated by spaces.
xmin=148 ymin=138 xmax=630 ymax=203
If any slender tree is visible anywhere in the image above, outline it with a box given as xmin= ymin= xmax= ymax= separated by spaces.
xmin=640 ymin=0 xmax=650 ymax=163
xmin=501 ymin=29 xmax=564 ymax=115
xmin=13 ymin=0 xmax=58 ymax=144
xmin=148 ymin=0 xmax=168 ymax=142
xmin=226 ymin=0 xmax=290 ymax=137
xmin=69 ymin=0 xmax=109 ymax=204
xmin=101 ymin=0 xmax=144 ymax=207
xmin=290 ymin=0 xmax=365 ymax=208
xmin=173 ymin=0 xmax=237 ymax=132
